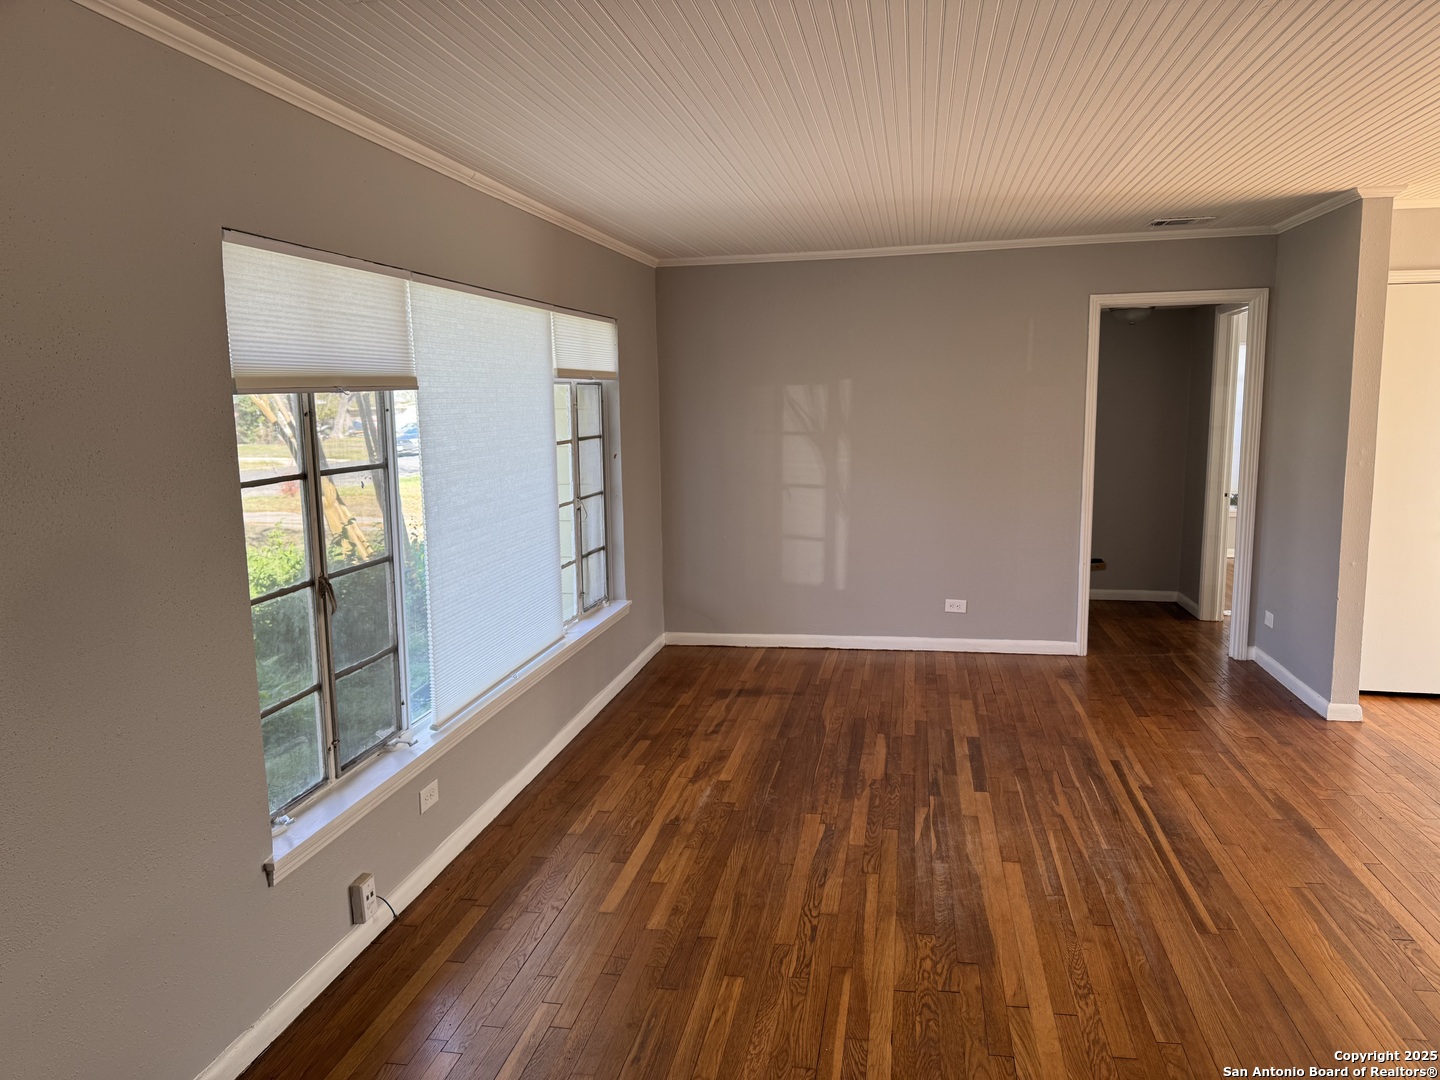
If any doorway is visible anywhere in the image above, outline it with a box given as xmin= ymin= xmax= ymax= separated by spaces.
xmin=1077 ymin=289 xmax=1269 ymax=659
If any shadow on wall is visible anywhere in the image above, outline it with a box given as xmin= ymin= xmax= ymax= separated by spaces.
xmin=780 ymin=381 xmax=852 ymax=588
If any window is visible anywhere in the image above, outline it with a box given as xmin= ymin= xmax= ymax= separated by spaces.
xmin=223 ymin=232 xmax=619 ymax=828
xmin=555 ymin=381 xmax=609 ymax=620
xmin=235 ymin=391 xmax=427 ymax=816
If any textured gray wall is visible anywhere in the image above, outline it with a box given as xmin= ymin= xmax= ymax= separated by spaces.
xmin=1091 ymin=307 xmax=1213 ymax=595
xmin=1390 ymin=207 xmax=1440 ymax=269
xmin=658 ymin=238 xmax=1275 ymax=643
xmin=0 ymin=3 xmax=662 ymax=1078
xmin=1249 ymin=198 xmax=1392 ymax=703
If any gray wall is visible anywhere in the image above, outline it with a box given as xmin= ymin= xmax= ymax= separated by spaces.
xmin=0 ymin=3 xmax=662 ymax=1079
xmin=1091 ymin=306 xmax=1214 ymax=596
xmin=1250 ymin=197 xmax=1392 ymax=704
xmin=1390 ymin=207 xmax=1440 ymax=269
xmin=658 ymin=238 xmax=1275 ymax=643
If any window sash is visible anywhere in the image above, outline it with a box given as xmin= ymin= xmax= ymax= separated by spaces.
xmin=556 ymin=380 xmax=609 ymax=620
xmin=239 ymin=392 xmax=411 ymax=820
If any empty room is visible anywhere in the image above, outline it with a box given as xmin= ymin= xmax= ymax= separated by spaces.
xmin=7 ymin=1 xmax=1440 ymax=1078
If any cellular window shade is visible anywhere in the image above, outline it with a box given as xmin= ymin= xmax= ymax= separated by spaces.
xmin=410 ymin=283 xmax=564 ymax=727
xmin=551 ymin=311 xmax=619 ymax=380
xmin=222 ymin=238 xmax=416 ymax=391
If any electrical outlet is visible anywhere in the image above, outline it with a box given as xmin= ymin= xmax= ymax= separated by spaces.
xmin=944 ymin=599 xmax=967 ymax=613
xmin=419 ymin=779 xmax=439 ymax=815
xmin=349 ymin=873 xmax=378 ymax=924
xmin=1264 ymin=610 xmax=1274 ymax=628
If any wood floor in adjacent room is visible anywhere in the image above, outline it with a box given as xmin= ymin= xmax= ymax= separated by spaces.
xmin=243 ymin=602 xmax=1440 ymax=1080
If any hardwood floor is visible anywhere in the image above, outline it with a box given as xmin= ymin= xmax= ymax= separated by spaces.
xmin=243 ymin=602 xmax=1440 ymax=1079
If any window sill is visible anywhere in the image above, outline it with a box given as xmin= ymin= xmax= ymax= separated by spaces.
xmin=265 ymin=599 xmax=631 ymax=885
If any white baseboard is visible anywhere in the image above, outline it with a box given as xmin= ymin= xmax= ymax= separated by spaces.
xmin=195 ymin=633 xmax=666 ymax=1080
xmin=1176 ymin=593 xmax=1201 ymax=618
xmin=1249 ymin=645 xmax=1363 ymax=722
xmin=1089 ymin=589 xmax=1180 ymax=602
xmin=663 ymin=632 xmax=1079 ymax=655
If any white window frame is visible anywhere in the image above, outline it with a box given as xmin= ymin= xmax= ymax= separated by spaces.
xmin=556 ymin=379 xmax=610 ymax=621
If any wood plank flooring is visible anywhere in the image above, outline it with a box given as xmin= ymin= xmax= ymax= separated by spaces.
xmin=242 ymin=602 xmax=1440 ymax=1079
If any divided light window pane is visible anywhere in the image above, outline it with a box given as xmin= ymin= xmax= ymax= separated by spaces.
xmin=411 ymin=283 xmax=563 ymax=725
xmin=234 ymin=394 xmax=301 ymax=482
xmin=334 ymin=656 xmax=401 ymax=768
xmin=262 ymin=693 xmax=325 ymax=812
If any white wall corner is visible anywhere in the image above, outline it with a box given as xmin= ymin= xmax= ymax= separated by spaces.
xmin=193 ymin=632 xmax=665 ymax=1080
xmin=1248 ymin=645 xmax=1360 ymax=721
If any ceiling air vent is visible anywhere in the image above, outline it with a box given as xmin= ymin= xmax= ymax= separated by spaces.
xmin=1148 ymin=215 xmax=1217 ymax=228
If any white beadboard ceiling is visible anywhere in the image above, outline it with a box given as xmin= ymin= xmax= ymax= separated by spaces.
xmin=96 ymin=0 xmax=1440 ymax=263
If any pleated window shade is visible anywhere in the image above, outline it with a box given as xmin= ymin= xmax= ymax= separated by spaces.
xmin=410 ymin=283 xmax=564 ymax=727
xmin=222 ymin=235 xmax=416 ymax=391
xmin=552 ymin=311 xmax=619 ymax=380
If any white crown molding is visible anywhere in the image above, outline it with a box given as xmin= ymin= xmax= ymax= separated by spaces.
xmin=664 ymin=632 xmax=1079 ymax=655
xmin=70 ymin=0 xmax=660 ymax=268
xmin=658 ymin=187 xmax=1407 ymax=266
xmin=1273 ymin=186 xmax=1407 ymax=233
xmin=656 ymin=225 xmax=1274 ymax=267
xmin=1271 ymin=190 xmax=1361 ymax=233
xmin=1390 ymin=269 xmax=1440 ymax=284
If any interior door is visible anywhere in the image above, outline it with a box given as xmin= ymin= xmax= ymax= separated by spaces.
xmin=1360 ymin=282 xmax=1440 ymax=693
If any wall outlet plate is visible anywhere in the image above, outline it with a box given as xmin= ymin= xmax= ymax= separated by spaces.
xmin=944 ymin=599 xmax=967 ymax=613
xmin=420 ymin=779 xmax=439 ymax=815
xmin=1264 ymin=611 xmax=1275 ymax=628
xmin=349 ymin=873 xmax=378 ymax=925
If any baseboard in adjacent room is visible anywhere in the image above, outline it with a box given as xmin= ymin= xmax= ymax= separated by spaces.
xmin=194 ymin=632 xmax=666 ymax=1080
xmin=663 ymin=632 xmax=1079 ymax=655
xmin=1089 ymin=589 xmax=1180 ymax=603
xmin=1176 ymin=593 xmax=1201 ymax=618
xmin=1249 ymin=645 xmax=1363 ymax=722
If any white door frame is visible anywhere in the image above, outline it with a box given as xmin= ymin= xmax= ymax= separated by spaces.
xmin=1077 ymin=288 xmax=1269 ymax=658
xmin=1198 ymin=305 xmax=1247 ymax=623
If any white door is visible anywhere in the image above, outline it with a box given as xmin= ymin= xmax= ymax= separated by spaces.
xmin=1360 ymin=282 xmax=1440 ymax=693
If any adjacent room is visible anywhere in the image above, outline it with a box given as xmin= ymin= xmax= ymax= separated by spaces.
xmin=5 ymin=2 xmax=1440 ymax=1078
